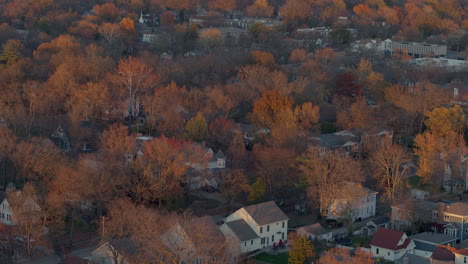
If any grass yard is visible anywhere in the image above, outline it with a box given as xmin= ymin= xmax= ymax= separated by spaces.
xmin=351 ymin=236 xmax=372 ymax=248
xmin=254 ymin=252 xmax=289 ymax=264
xmin=408 ymin=175 xmax=422 ymax=188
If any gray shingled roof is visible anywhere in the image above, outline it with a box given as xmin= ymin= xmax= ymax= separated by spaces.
xmin=445 ymin=202 xmax=468 ymax=216
xmin=308 ymin=133 xmax=357 ymax=148
xmin=242 ymin=201 xmax=289 ymax=226
xmin=411 ymin=232 xmax=456 ymax=244
xmin=226 ymin=219 xmax=259 ymax=242
xmin=413 ymin=241 xmax=437 ymax=253
xmin=370 ymin=216 xmax=389 ymax=226
xmin=300 ymin=223 xmax=329 ymax=235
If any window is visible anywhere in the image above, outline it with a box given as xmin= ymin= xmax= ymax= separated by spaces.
xmin=272 ymin=235 xmax=274 ymax=242
xmin=464 ymin=256 xmax=466 ymax=263
xmin=282 ymin=233 xmax=284 ymax=240
xmin=244 ymin=242 xmax=246 ymax=246
xmin=267 ymin=225 xmax=270 ymax=232
xmin=251 ymin=240 xmax=253 ymax=245
xmin=445 ymin=215 xmax=450 ymax=221
xmin=260 ymin=227 xmax=263 ymax=234
xmin=376 ymin=248 xmax=379 ymax=254
xmin=388 ymin=252 xmax=390 ymax=256
xmin=261 ymin=238 xmax=265 ymax=244
xmin=217 ymin=158 xmax=225 ymax=168
xmin=465 ymin=228 xmax=468 ymax=234
xmin=282 ymin=221 xmax=285 ymax=228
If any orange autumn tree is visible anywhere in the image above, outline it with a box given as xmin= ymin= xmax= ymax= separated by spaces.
xmin=251 ymin=90 xmax=294 ymax=129
xmin=246 ymin=0 xmax=274 ymax=18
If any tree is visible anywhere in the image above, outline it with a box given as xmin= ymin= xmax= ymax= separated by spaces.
xmin=369 ymin=141 xmax=411 ymax=202
xmin=335 ymin=72 xmax=362 ymax=98
xmin=7 ymin=183 xmax=46 ymax=257
xmin=336 ymin=97 xmax=374 ymax=130
xmin=246 ymin=0 xmax=274 ymax=18
xmin=208 ymin=0 xmax=236 ymax=12
xmin=208 ymin=117 xmax=237 ymax=149
xmin=280 ymin=0 xmax=312 ymax=23
xmin=93 ymin=3 xmax=121 ymax=22
xmin=0 ymin=39 xmax=23 ymax=66
xmin=250 ymin=50 xmax=275 ymax=66
xmin=185 ymin=112 xmax=208 ymax=142
xmin=288 ymin=235 xmax=315 ymax=264
xmin=249 ymin=177 xmax=266 ymax=203
xmin=114 ymin=57 xmax=158 ymax=120
xmin=299 ymin=147 xmax=362 ymax=216
xmin=253 ymin=145 xmax=295 ymax=199
xmin=289 ymin=49 xmax=310 ymax=64
xmin=294 ymin=102 xmax=320 ymax=130
xmin=414 ymin=131 xmax=466 ymax=186
xmin=318 ymin=248 xmax=374 ymax=264
xmin=219 ymin=169 xmax=251 ymax=212
xmin=424 ymin=105 xmax=465 ymax=138
xmin=251 ymin=90 xmax=294 ymax=129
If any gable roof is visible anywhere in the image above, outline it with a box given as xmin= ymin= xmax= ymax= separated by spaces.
xmin=369 ymin=216 xmax=389 ymax=226
xmin=369 ymin=228 xmax=411 ymax=250
xmin=225 ymin=219 xmax=259 ymax=242
xmin=431 ymin=245 xmax=455 ymax=261
xmin=300 ymin=223 xmax=330 ymax=236
xmin=445 ymin=202 xmax=468 ymax=216
xmin=242 ymin=201 xmax=289 ymax=226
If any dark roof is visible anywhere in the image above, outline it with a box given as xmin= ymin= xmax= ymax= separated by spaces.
xmin=370 ymin=216 xmax=389 ymax=226
xmin=308 ymin=132 xmax=357 ymax=148
xmin=300 ymin=223 xmax=330 ymax=235
xmin=369 ymin=228 xmax=411 ymax=250
xmin=0 ymin=191 xmax=6 ymax=203
xmin=413 ymin=241 xmax=437 ymax=253
xmin=242 ymin=201 xmax=289 ymax=225
xmin=214 ymin=149 xmax=225 ymax=159
xmin=63 ymin=255 xmax=92 ymax=264
xmin=396 ymin=253 xmax=430 ymax=264
xmin=411 ymin=232 xmax=456 ymax=244
xmin=445 ymin=202 xmax=468 ymax=216
xmin=226 ymin=219 xmax=259 ymax=242
xmin=431 ymin=245 xmax=455 ymax=261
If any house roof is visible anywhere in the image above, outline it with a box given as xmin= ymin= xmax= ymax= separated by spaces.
xmin=396 ymin=253 xmax=430 ymax=264
xmin=411 ymin=232 xmax=456 ymax=244
xmin=413 ymin=241 xmax=437 ymax=253
xmin=445 ymin=202 xmax=468 ymax=216
xmin=370 ymin=216 xmax=389 ymax=226
xmin=226 ymin=219 xmax=259 ymax=242
xmin=336 ymin=182 xmax=377 ymax=199
xmin=392 ymin=200 xmax=439 ymax=212
xmin=431 ymin=245 xmax=455 ymax=261
xmin=63 ymin=255 xmax=92 ymax=264
xmin=369 ymin=228 xmax=411 ymax=250
xmin=242 ymin=201 xmax=289 ymax=226
xmin=300 ymin=223 xmax=330 ymax=236
xmin=454 ymin=248 xmax=468 ymax=256
xmin=214 ymin=149 xmax=225 ymax=159
xmin=308 ymin=132 xmax=357 ymax=148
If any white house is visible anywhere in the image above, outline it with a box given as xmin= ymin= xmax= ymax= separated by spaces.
xmin=296 ymin=223 xmax=333 ymax=242
xmin=220 ymin=201 xmax=289 ymax=254
xmin=369 ymin=228 xmax=416 ymax=261
xmin=91 ymin=241 xmax=132 ymax=264
xmin=323 ymin=182 xmax=377 ymax=221
xmin=0 ymin=191 xmax=42 ymax=226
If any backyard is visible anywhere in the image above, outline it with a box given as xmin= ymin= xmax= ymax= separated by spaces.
xmin=254 ymin=252 xmax=289 ymax=264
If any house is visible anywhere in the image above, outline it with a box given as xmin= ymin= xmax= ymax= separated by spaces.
xmin=91 ymin=240 xmax=134 ymax=264
xmin=220 ymin=201 xmax=288 ymax=254
xmin=431 ymin=245 xmax=455 ymax=264
xmin=369 ymin=227 xmax=416 ymax=261
xmin=0 ymin=191 xmax=43 ymax=226
xmin=429 ymin=245 xmax=468 ymax=264
xmin=410 ymin=189 xmax=429 ymax=200
xmin=51 ymin=125 xmax=71 ymax=152
xmin=162 ymin=216 xmax=234 ymax=264
xmin=390 ymin=200 xmax=440 ymax=232
xmin=440 ymin=202 xmax=468 ymax=243
xmin=296 ymin=223 xmax=333 ymax=242
xmin=322 ymin=182 xmax=377 ymax=222
xmin=361 ymin=216 xmax=390 ymax=236
xmin=395 ymin=253 xmax=430 ymax=264
xmin=308 ymin=128 xmax=392 ymax=158
xmin=379 ymin=39 xmax=447 ymax=58
xmin=410 ymin=232 xmax=457 ymax=258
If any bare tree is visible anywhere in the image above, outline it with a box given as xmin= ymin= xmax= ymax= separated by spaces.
xmin=369 ymin=140 xmax=411 ymax=202
xmin=7 ymin=183 xmax=47 ymax=257
xmin=299 ymin=147 xmax=362 ymax=216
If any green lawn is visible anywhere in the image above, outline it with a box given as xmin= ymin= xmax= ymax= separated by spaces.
xmin=254 ymin=252 xmax=289 ymax=264
xmin=408 ymin=175 xmax=422 ymax=188
xmin=351 ymin=236 xmax=372 ymax=248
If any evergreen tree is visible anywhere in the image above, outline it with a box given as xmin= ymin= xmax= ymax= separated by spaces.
xmin=0 ymin=39 xmax=22 ymax=66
